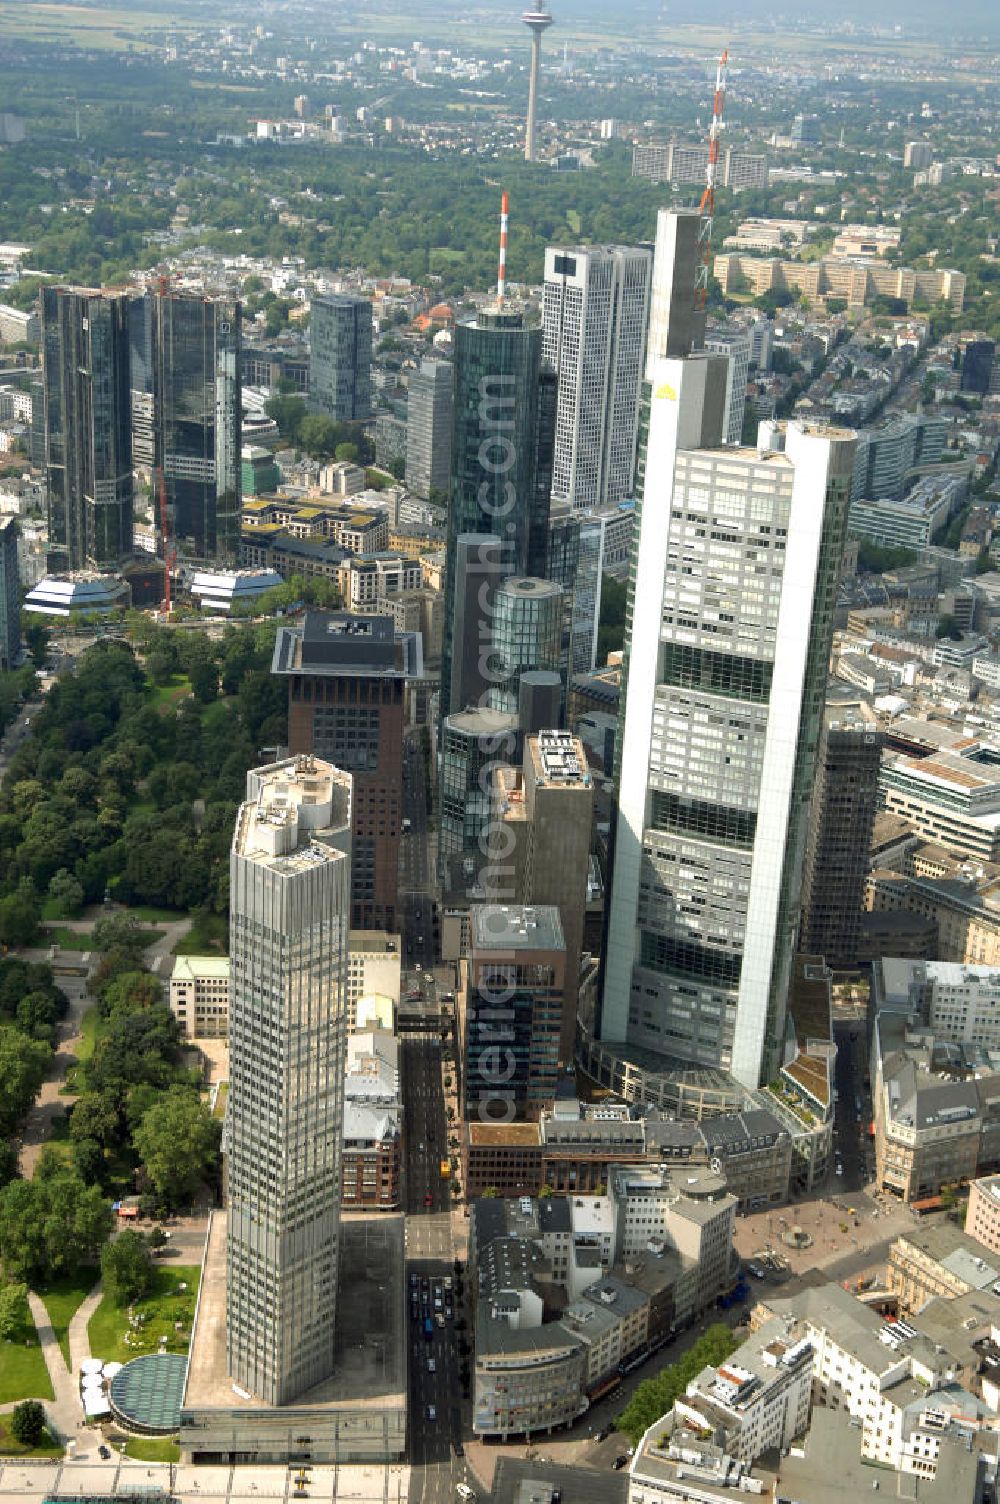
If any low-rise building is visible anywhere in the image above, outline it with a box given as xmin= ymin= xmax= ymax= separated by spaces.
xmin=168 ymin=955 xmax=230 ymax=1040
xmin=966 ymin=1174 xmax=1000 ymax=1257
xmin=346 ymin=930 xmax=401 ymax=1028
xmin=341 ymin=1027 xmax=402 ymax=1210
xmin=888 ymin=1223 xmax=1000 ymax=1313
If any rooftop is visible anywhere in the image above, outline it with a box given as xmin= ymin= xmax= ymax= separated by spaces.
xmin=471 ymin=904 xmax=565 ymax=954
xmin=272 ymin=610 xmax=421 ymax=679
xmin=170 ymin=955 xmax=230 ymax=983
xmin=233 ymin=755 xmax=352 ymax=874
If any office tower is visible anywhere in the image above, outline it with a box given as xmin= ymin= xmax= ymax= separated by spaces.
xmin=799 ymin=693 xmax=883 ymax=969
xmin=128 ymin=293 xmax=155 ymax=469
xmin=645 ymin=209 xmax=705 ymax=379
xmin=487 ymin=577 xmax=564 ymax=717
xmin=405 ymin=358 xmax=453 ymax=499
xmin=0 ymin=518 xmax=19 ymax=671
xmin=274 ymin=612 xmax=421 ymax=934
xmin=570 ymin=514 xmax=610 ymax=674
xmin=602 ymin=352 xmax=856 ymax=1093
xmin=790 ymin=114 xmax=820 ymax=143
xmin=961 ymin=341 xmax=996 ymax=396
xmin=705 ymin=328 xmax=752 ymax=445
xmin=227 ymin=755 xmax=352 ymax=1406
xmin=493 ymin=731 xmax=593 ymax=1060
xmin=439 ymin=307 xmax=555 ymax=724
xmin=462 ymin=903 xmax=565 ymax=1120
xmin=449 ymin=533 xmax=514 ymax=714
xmin=542 ymin=245 xmax=652 ymax=510
xmin=41 ymin=286 xmax=133 ymax=570
xmin=522 ymin=3 xmax=554 ymax=162
xmin=153 ymin=292 xmax=242 ymax=560
xmin=309 ymin=295 xmax=372 ymax=423
xmin=439 ymin=706 xmax=519 ymax=880
xmin=545 ymin=506 xmax=580 ymax=680
xmin=851 ymin=413 xmax=946 ymax=503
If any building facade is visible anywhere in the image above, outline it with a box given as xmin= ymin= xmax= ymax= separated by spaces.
xmin=42 ymin=286 xmax=133 ymax=570
xmin=542 ymin=244 xmax=651 ymax=511
xmin=0 ymin=516 xmax=20 ymax=671
xmin=168 ymin=955 xmax=230 ymax=1040
xmin=404 ymin=357 xmax=453 ymax=499
xmin=227 ymin=755 xmax=352 ymax=1407
xmin=487 ymin=576 xmax=564 ymax=716
xmin=309 ymin=295 xmax=372 ymax=423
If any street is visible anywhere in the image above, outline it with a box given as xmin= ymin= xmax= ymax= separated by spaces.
xmin=401 ymin=731 xmax=436 ymax=973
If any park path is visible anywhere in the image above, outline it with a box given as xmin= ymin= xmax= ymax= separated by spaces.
xmin=22 ymin=1282 xmax=102 ymax=1444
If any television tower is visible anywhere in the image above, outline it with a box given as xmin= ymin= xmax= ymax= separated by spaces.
xmin=522 ymin=3 xmax=554 ymax=163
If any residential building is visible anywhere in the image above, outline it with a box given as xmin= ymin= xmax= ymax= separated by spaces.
xmin=346 ymin=929 xmax=401 ymax=1028
xmin=439 ymin=306 xmax=555 ymax=724
xmin=168 ymin=955 xmax=230 ymax=1040
xmin=965 ymin=1174 xmax=1000 ymax=1256
xmin=905 ymin=141 xmax=934 ymax=169
xmin=42 ymin=286 xmax=133 ymax=570
xmin=542 ymin=244 xmax=652 ymax=511
xmin=309 ymin=294 xmax=372 ymax=422
xmin=0 ymin=516 xmax=19 ymax=671
xmin=487 ymin=576 xmax=564 ymax=717
xmin=601 ymin=342 xmax=856 ymax=1096
xmin=462 ymin=904 xmax=566 ymax=1121
xmin=337 ymin=552 xmax=423 ymax=612
xmin=150 ymin=291 xmax=242 ymax=560
xmin=491 ymin=731 xmax=594 ymax=1059
xmin=273 ymin=611 xmax=421 ymax=932
xmin=632 ymin=143 xmax=768 ymax=193
xmin=714 ymin=255 xmax=966 ymax=313
xmin=227 ymin=755 xmax=352 ymax=1406
xmin=704 ymin=328 xmax=752 ymax=445
xmin=341 ymin=1027 xmax=402 ymax=1210
xmin=404 ymin=357 xmax=453 ymax=499
xmin=798 ymin=693 xmax=883 ymax=968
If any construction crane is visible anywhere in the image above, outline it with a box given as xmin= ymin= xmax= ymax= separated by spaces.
xmin=695 ymin=48 xmax=729 ymax=312
xmin=157 ymin=466 xmax=175 ymax=616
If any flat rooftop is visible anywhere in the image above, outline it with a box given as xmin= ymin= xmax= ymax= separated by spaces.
xmin=182 ymin=1210 xmax=406 ymax=1414
xmin=272 ymin=610 xmax=421 ymax=679
xmin=471 ymin=904 xmax=565 ymax=954
xmin=234 ymin=755 xmax=351 ymax=873
xmin=530 ymin=729 xmax=591 ymax=788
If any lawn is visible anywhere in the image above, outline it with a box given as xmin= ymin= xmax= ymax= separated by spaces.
xmin=124 ymin=1436 xmax=180 ymax=1462
xmin=0 ymin=1418 xmax=62 ymax=1458
xmin=212 ymin=1081 xmax=228 ymax=1120
xmin=43 ymin=926 xmax=94 ymax=951
xmin=37 ymin=1271 xmax=99 ymax=1368
xmin=173 ymin=911 xmax=226 ymax=956
xmin=63 ymin=1005 xmax=100 ymax=1093
xmin=0 ymin=1321 xmax=55 ymax=1406
xmin=148 ymin=674 xmax=191 ymax=711
xmin=87 ymin=1265 xmax=200 ymax=1366
xmin=127 ymin=905 xmax=186 ymax=924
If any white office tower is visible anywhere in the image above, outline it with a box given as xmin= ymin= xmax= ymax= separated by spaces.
xmin=602 ymin=357 xmax=856 ymax=1093
xmin=644 ymin=208 xmax=706 ymax=379
xmin=705 ymin=328 xmax=753 ymax=445
xmin=227 ymin=755 xmax=353 ymax=1406
xmin=543 ymin=245 xmax=652 ymax=510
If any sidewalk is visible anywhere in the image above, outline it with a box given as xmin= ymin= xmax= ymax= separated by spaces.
xmin=20 ymin=1282 xmax=103 ymax=1446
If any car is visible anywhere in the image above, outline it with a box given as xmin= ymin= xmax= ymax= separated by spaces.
xmin=456 ymin=1485 xmax=475 ymax=1501
xmin=613 ymin=1455 xmax=629 ymax=1470
xmin=424 ymin=1192 xmax=434 ymax=1207
xmin=98 ymin=1445 xmax=112 ymax=1460
xmin=427 ymin=1357 xmax=436 ymax=1373
xmin=436 ymin=1312 xmax=446 ymax=1328
xmin=454 ymin=1440 xmax=465 ymax=1457
xmin=427 ymin=1404 xmax=437 ymax=1421
xmin=835 ymin=1167 xmax=845 ymax=1177
xmin=445 ymin=1303 xmax=454 ymax=1320
xmin=410 ymin=1273 xmax=418 ymax=1289
xmin=444 ymin=1276 xmax=454 ymax=1291
xmin=747 ymin=1263 xmax=765 ymax=1279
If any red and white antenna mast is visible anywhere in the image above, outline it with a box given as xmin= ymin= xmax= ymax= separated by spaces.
xmin=497 ymin=190 xmax=509 ymax=304
xmin=695 ymin=49 xmax=728 ymax=311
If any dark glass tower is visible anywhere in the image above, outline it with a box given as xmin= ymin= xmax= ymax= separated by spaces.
xmin=440 ymin=308 xmax=555 ymax=722
xmin=154 ymin=293 xmax=242 ymax=560
xmin=42 ymin=286 xmax=133 ymax=570
xmin=309 ymin=294 xmax=372 ymax=423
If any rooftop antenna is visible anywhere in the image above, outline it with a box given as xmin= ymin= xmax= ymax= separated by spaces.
xmin=497 ymin=190 xmax=509 ymax=305
xmin=695 ymin=48 xmax=729 ymax=312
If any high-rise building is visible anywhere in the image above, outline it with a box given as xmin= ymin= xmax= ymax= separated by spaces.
xmin=405 ymin=357 xmax=453 ymax=499
xmin=439 ymin=705 xmax=519 ymax=882
xmin=644 ymin=209 xmax=706 ymax=380
xmin=448 ymin=533 xmax=514 ymax=714
xmin=462 ymin=903 xmax=565 ymax=1120
xmin=439 ymin=307 xmax=555 ymax=724
xmin=851 ymin=413 xmax=946 ymax=503
xmin=904 ymin=140 xmax=934 ymax=170
xmin=492 ymin=731 xmax=594 ymax=1060
xmin=487 ymin=577 xmax=564 ymax=717
xmin=961 ymin=340 xmax=996 ymax=396
xmin=309 ymin=295 xmax=372 ymax=423
xmin=42 ymin=286 xmax=133 ymax=570
xmin=0 ymin=517 xmax=20 ymax=672
xmin=705 ymin=328 xmax=752 ymax=445
xmin=799 ymin=693 xmax=884 ymax=970
xmin=273 ymin=612 xmax=422 ymax=933
xmin=602 ymin=352 xmax=856 ymax=1094
xmin=128 ymin=293 xmax=155 ymax=469
xmin=542 ymin=245 xmax=652 ymax=511
xmin=227 ymin=755 xmax=353 ymax=1406
xmin=152 ymin=292 xmax=242 ymax=560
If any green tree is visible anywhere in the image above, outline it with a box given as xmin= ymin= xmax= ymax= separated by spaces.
xmin=70 ymin=1093 xmax=121 ymax=1148
xmin=91 ymin=914 xmax=147 ymax=959
xmin=334 ymin=441 xmax=359 ymax=463
xmin=188 ymin=658 xmax=219 ymax=705
xmin=0 ymin=883 xmax=41 ymax=947
xmin=48 ymin=868 xmax=85 ymax=917
xmin=0 ymin=1027 xmax=51 ymax=1136
xmin=9 ymin=1399 xmax=45 ymax=1448
xmin=101 ymin=1227 xmax=154 ymax=1306
xmin=616 ymin=1324 xmax=738 ymax=1444
xmin=0 ymin=1280 xmax=28 ymax=1340
xmin=133 ymin=1087 xmax=221 ymax=1209
xmin=298 ymin=413 xmax=338 ymax=457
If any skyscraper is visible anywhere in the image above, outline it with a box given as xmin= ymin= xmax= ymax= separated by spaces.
xmin=273 ymin=612 xmax=422 ymax=933
xmin=42 ymin=286 xmax=133 ymax=570
xmin=128 ymin=293 xmax=155 ymax=469
xmin=0 ymin=517 xmax=20 ymax=672
xmin=644 ymin=209 xmax=706 ymax=379
xmin=405 ymin=357 xmax=453 ymax=499
xmin=602 ymin=355 xmax=856 ymax=1093
xmin=487 ymin=576 xmax=564 ymax=717
xmin=542 ymin=244 xmax=652 ymax=510
xmin=439 ymin=308 xmax=555 ymax=724
xmin=227 ymin=755 xmax=352 ymax=1406
xmin=153 ymin=292 xmax=242 ymax=559
xmin=309 ymin=295 xmax=372 ymax=423
xmin=798 ymin=692 xmax=883 ymax=969
xmin=448 ymin=533 xmax=514 ymax=714
xmin=705 ymin=328 xmax=752 ymax=445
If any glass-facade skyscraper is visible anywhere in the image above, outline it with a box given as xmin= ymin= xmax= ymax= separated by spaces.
xmin=487 ymin=576 xmax=564 ymax=716
xmin=154 ymin=293 xmax=242 ymax=560
xmin=440 ymin=308 xmax=555 ymax=723
xmin=405 ymin=357 xmax=453 ymax=499
xmin=309 ymin=294 xmax=372 ymax=423
xmin=42 ymin=286 xmax=134 ymax=570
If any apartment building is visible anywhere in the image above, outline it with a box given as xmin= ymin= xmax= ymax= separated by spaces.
xmin=168 ymin=955 xmax=230 ymax=1040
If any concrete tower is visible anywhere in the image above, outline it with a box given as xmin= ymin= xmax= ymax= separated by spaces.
xmin=523 ymin=4 xmax=554 ymax=163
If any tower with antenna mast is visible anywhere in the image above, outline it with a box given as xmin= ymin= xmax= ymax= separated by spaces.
xmin=695 ymin=48 xmax=728 ymax=311
xmin=522 ymin=2 xmax=554 ymax=163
